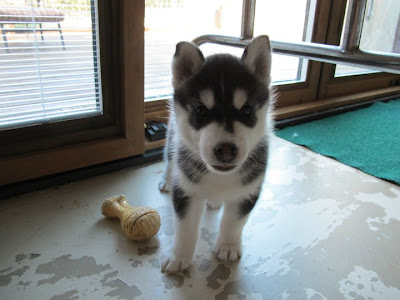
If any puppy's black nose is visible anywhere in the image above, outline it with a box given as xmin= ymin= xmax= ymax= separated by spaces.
xmin=214 ymin=143 xmax=238 ymax=163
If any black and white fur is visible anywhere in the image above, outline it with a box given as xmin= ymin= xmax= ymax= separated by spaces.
xmin=159 ymin=36 xmax=274 ymax=273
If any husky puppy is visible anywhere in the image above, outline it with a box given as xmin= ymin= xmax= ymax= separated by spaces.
xmin=159 ymin=36 xmax=274 ymax=273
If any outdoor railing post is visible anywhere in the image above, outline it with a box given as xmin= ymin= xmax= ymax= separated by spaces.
xmin=340 ymin=0 xmax=367 ymax=51
xmin=241 ymin=0 xmax=256 ymax=40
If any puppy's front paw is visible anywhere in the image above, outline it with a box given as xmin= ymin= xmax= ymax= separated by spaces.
xmin=213 ymin=242 xmax=242 ymax=262
xmin=161 ymin=254 xmax=192 ymax=274
xmin=158 ymin=178 xmax=170 ymax=193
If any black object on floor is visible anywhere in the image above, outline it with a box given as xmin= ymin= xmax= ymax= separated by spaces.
xmin=145 ymin=121 xmax=167 ymax=141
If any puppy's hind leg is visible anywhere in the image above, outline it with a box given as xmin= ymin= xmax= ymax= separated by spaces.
xmin=161 ymin=186 xmax=205 ymax=273
xmin=214 ymin=191 xmax=260 ymax=262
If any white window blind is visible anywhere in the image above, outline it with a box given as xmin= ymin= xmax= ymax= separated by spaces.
xmin=0 ymin=0 xmax=102 ymax=130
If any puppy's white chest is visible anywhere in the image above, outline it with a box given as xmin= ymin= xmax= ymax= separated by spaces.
xmin=191 ymin=171 xmax=261 ymax=203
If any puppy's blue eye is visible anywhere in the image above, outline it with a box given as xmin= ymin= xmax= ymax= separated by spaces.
xmin=195 ymin=105 xmax=208 ymax=117
xmin=240 ymin=105 xmax=253 ymax=116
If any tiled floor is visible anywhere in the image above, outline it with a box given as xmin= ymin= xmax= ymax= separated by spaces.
xmin=0 ymin=136 xmax=399 ymax=300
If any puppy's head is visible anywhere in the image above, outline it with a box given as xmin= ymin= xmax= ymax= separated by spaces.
xmin=172 ymin=36 xmax=272 ymax=174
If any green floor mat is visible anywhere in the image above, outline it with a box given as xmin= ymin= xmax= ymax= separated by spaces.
xmin=276 ymin=99 xmax=400 ymax=185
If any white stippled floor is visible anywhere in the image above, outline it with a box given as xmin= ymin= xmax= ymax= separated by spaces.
xmin=0 ymin=136 xmax=399 ymax=300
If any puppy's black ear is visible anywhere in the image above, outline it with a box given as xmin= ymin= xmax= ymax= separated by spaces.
xmin=241 ymin=35 xmax=272 ymax=85
xmin=172 ymin=42 xmax=204 ymax=89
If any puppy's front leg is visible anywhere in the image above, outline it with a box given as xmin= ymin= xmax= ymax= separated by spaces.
xmin=214 ymin=192 xmax=260 ymax=262
xmin=158 ymin=160 xmax=172 ymax=192
xmin=161 ymin=186 xmax=205 ymax=273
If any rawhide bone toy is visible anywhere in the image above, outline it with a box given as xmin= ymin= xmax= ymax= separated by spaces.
xmin=102 ymin=195 xmax=161 ymax=241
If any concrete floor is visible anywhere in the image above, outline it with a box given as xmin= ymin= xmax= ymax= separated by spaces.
xmin=0 ymin=136 xmax=399 ymax=300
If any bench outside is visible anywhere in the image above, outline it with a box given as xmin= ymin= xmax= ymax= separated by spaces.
xmin=0 ymin=5 xmax=65 ymax=52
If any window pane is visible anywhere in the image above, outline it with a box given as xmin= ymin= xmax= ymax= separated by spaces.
xmin=0 ymin=0 xmax=102 ymax=130
xmin=334 ymin=65 xmax=377 ymax=77
xmin=272 ymin=54 xmax=308 ymax=83
xmin=145 ymin=0 xmax=316 ymax=101
xmin=145 ymin=0 xmax=242 ymax=101
xmin=253 ymin=0 xmax=315 ymax=82
xmin=360 ymin=0 xmax=400 ymax=53
xmin=199 ymin=44 xmax=307 ymax=84
xmin=254 ymin=0 xmax=313 ymax=43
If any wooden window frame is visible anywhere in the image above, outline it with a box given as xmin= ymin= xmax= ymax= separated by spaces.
xmin=317 ymin=0 xmax=400 ymax=100
xmin=0 ymin=0 xmax=145 ymax=186
xmin=144 ymin=0 xmax=400 ymax=145
xmin=185 ymin=0 xmax=400 ymax=120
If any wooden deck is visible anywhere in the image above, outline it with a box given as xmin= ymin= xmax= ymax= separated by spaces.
xmin=144 ymin=32 xmax=303 ymax=100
